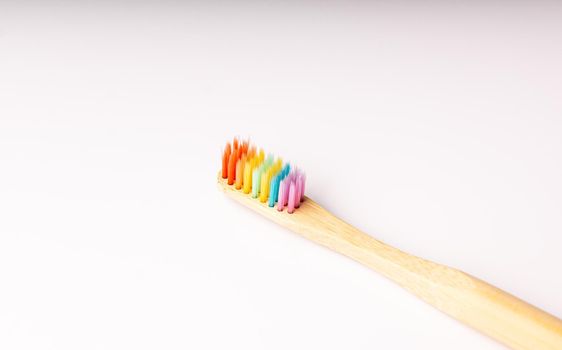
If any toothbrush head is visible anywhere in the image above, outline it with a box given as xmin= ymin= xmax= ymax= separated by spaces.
xmin=220 ymin=137 xmax=306 ymax=213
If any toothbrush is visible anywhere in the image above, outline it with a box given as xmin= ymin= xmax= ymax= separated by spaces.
xmin=218 ymin=138 xmax=562 ymax=350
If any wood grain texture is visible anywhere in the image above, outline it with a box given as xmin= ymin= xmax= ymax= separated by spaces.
xmin=218 ymin=174 xmax=562 ymax=350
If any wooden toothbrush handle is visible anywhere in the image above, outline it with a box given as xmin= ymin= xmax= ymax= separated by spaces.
xmin=291 ymin=200 xmax=562 ymax=350
xmin=218 ymin=176 xmax=562 ymax=349
xmin=433 ymin=272 xmax=562 ymax=350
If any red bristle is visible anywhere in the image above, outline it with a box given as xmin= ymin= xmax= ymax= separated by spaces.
xmin=221 ymin=142 xmax=231 ymax=179
xmin=233 ymin=138 xmax=239 ymax=150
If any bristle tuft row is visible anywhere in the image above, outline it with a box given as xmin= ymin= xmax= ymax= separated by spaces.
xmin=221 ymin=137 xmax=306 ymax=213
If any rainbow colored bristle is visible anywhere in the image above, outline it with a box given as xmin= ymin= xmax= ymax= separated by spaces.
xmin=221 ymin=137 xmax=306 ymax=213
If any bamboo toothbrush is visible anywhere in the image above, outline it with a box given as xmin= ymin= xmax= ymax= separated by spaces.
xmin=217 ymin=137 xmax=562 ymax=350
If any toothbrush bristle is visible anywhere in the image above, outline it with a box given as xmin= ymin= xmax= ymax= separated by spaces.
xmin=220 ymin=137 xmax=306 ymax=213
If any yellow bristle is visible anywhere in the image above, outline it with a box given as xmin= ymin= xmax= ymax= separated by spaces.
xmin=274 ymin=158 xmax=282 ymax=173
xmin=243 ymin=159 xmax=252 ymax=194
xmin=259 ymin=168 xmax=270 ymax=202
xmin=268 ymin=167 xmax=274 ymax=186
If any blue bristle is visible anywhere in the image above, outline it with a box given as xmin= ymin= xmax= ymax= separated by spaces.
xmin=268 ymin=175 xmax=277 ymax=207
xmin=282 ymin=164 xmax=290 ymax=178
xmin=274 ymin=175 xmax=282 ymax=204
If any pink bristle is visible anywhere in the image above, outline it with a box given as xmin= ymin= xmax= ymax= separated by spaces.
xmin=287 ymin=181 xmax=297 ymax=214
xmin=295 ymin=174 xmax=302 ymax=208
xmin=281 ymin=179 xmax=290 ymax=206
xmin=300 ymin=174 xmax=306 ymax=202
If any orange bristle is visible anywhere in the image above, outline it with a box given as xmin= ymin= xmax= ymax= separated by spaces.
xmin=235 ymin=154 xmax=245 ymax=190
xmin=241 ymin=140 xmax=249 ymax=155
xmin=221 ymin=142 xmax=231 ymax=179
xmin=227 ymin=148 xmax=238 ymax=185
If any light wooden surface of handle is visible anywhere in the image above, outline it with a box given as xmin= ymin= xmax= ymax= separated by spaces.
xmin=218 ymin=175 xmax=562 ymax=350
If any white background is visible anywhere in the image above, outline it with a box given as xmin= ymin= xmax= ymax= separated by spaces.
xmin=1 ymin=2 xmax=561 ymax=349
